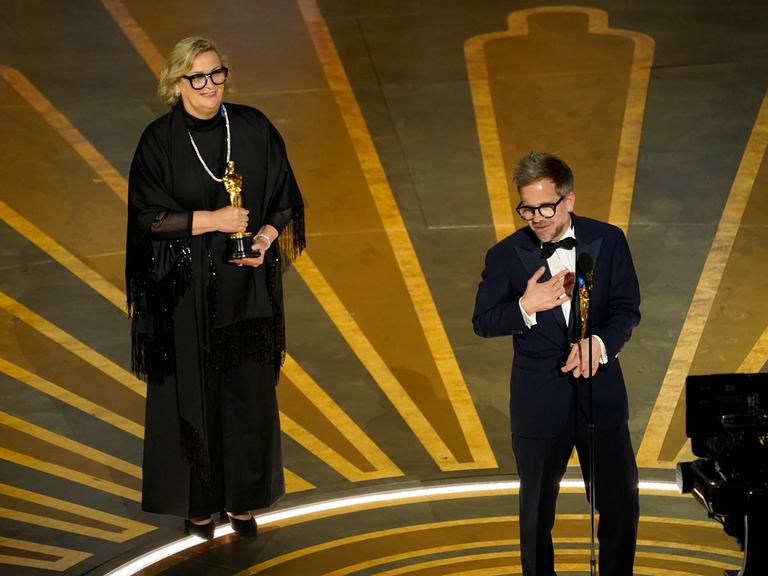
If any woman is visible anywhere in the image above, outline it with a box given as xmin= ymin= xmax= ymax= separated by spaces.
xmin=126 ymin=37 xmax=305 ymax=539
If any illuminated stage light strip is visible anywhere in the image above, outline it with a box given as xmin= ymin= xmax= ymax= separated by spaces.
xmin=102 ymin=479 xmax=681 ymax=576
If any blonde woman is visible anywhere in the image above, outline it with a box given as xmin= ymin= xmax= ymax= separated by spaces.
xmin=126 ymin=37 xmax=305 ymax=539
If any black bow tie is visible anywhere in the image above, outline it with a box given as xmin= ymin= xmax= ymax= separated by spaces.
xmin=540 ymin=237 xmax=577 ymax=259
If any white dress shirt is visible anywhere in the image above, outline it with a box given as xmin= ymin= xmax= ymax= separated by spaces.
xmin=518 ymin=227 xmax=607 ymax=363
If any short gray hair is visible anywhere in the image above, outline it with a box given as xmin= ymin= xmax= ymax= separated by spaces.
xmin=512 ymin=152 xmax=574 ymax=197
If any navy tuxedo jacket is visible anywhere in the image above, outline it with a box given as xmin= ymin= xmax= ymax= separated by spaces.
xmin=473 ymin=215 xmax=641 ymax=438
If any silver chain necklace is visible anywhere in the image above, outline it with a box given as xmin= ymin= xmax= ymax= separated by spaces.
xmin=187 ymin=104 xmax=231 ymax=182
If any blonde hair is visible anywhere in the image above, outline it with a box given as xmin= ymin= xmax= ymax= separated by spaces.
xmin=157 ymin=37 xmax=226 ymax=106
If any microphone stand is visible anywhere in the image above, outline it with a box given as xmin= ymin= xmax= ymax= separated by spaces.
xmin=578 ymin=272 xmax=597 ymax=576
xmin=586 ymin=280 xmax=596 ymax=576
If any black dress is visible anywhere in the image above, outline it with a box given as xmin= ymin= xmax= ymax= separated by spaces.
xmin=125 ymin=102 xmax=305 ymax=517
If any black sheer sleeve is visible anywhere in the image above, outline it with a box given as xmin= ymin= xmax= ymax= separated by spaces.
xmin=150 ymin=210 xmax=193 ymax=239
xmin=264 ymin=207 xmax=295 ymax=233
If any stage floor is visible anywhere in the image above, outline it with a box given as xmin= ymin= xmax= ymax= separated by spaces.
xmin=1 ymin=1 xmax=766 ymax=575
xmin=95 ymin=478 xmax=744 ymax=575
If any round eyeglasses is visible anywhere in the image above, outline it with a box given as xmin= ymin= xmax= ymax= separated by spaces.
xmin=182 ymin=67 xmax=229 ymax=90
xmin=515 ymin=196 xmax=565 ymax=221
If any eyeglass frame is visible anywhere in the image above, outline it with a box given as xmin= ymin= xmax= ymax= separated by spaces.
xmin=515 ymin=196 xmax=565 ymax=221
xmin=181 ymin=66 xmax=229 ymax=90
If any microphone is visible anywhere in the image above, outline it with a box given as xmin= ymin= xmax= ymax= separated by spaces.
xmin=577 ymin=253 xmax=593 ymax=282
xmin=576 ymin=253 xmax=593 ymax=342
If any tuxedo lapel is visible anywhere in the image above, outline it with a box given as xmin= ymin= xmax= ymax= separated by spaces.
xmin=513 ymin=237 xmax=568 ymax=337
xmin=572 ymin=215 xmax=602 ymax=341
xmin=514 ymin=243 xmax=546 ymax=281
xmin=574 ymin=216 xmax=603 ymax=278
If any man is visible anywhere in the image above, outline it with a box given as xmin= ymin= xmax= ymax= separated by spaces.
xmin=473 ymin=152 xmax=640 ymax=575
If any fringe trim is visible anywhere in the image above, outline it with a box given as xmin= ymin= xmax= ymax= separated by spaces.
xmin=208 ymin=317 xmax=283 ymax=372
xmin=278 ymin=207 xmax=306 ymax=267
xmin=180 ymin=417 xmax=212 ymax=494
xmin=129 ymin=238 xmax=193 ymax=382
xmin=130 ymin=330 xmax=174 ymax=383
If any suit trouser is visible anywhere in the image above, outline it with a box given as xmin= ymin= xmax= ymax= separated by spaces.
xmin=512 ymin=396 xmax=639 ymax=576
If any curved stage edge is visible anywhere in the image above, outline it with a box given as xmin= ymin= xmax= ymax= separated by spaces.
xmin=93 ymin=477 xmax=744 ymax=576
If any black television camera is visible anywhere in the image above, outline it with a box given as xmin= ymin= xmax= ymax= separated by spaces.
xmin=676 ymin=372 xmax=768 ymax=576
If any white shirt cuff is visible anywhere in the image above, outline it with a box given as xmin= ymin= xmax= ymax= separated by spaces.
xmin=594 ymin=335 xmax=608 ymax=364
xmin=519 ymin=298 xmax=537 ymax=328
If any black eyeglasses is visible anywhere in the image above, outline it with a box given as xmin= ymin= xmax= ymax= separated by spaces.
xmin=515 ymin=196 xmax=564 ymax=221
xmin=182 ymin=67 xmax=228 ymax=90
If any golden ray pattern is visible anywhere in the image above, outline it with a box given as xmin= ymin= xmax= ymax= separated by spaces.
xmin=0 ymin=358 xmax=143 ymax=438
xmin=637 ymin=89 xmax=768 ymax=467
xmin=0 ymin=537 xmax=91 ymax=571
xmin=1 ymin=276 xmax=355 ymax=493
xmin=0 ymin=291 xmax=144 ymax=397
xmin=281 ymin=352 xmax=402 ymax=480
xmin=0 ymin=201 xmax=125 ymax=310
xmin=235 ymin=514 xmax=739 ymax=575
xmin=0 ymin=70 xmax=363 ymax=567
xmin=283 ymin=468 xmax=315 ymax=492
xmin=739 ymin=322 xmax=768 ymax=372
xmin=102 ymin=0 xmax=497 ymax=472
xmin=0 ymin=411 xmax=142 ymax=500
xmin=465 ymin=7 xmax=654 ymax=239
xmin=0 ymin=483 xmax=154 ymax=543
xmin=297 ymin=0 xmax=497 ymax=470
xmin=1 ymin=56 xmax=390 ymax=485
xmin=369 ymin=551 xmax=738 ymax=576
xmin=292 ymin=254 xmax=459 ymax=469
xmin=100 ymin=0 xmax=165 ymax=76
xmin=2 ymin=1 xmax=766 ymax=574
xmin=0 ymin=65 xmax=127 ymax=203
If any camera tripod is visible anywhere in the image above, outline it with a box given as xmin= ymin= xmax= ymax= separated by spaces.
xmin=724 ymin=489 xmax=768 ymax=576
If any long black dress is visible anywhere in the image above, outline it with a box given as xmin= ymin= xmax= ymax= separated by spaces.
xmin=125 ymin=102 xmax=304 ymax=517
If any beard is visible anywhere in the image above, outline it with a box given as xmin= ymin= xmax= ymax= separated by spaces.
xmin=530 ymin=217 xmax=571 ymax=243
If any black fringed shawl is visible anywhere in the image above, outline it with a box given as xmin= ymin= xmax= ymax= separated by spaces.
xmin=125 ymin=103 xmax=304 ymax=494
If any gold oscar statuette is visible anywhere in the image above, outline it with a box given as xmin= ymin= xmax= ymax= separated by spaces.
xmin=579 ymin=279 xmax=590 ymax=341
xmin=223 ymin=161 xmax=259 ymax=261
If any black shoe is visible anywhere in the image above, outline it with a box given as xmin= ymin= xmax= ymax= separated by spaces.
xmin=226 ymin=512 xmax=257 ymax=537
xmin=184 ymin=518 xmax=215 ymax=540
